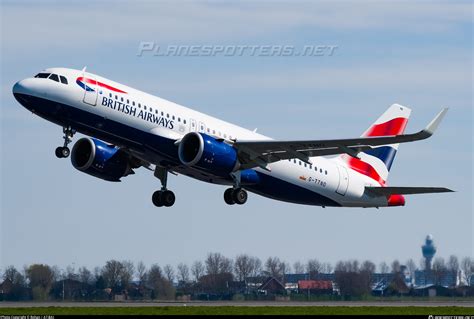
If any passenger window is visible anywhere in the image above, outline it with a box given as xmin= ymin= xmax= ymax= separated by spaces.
xmin=60 ymin=75 xmax=68 ymax=84
xmin=314 ymin=167 xmax=317 ymax=171
xmin=299 ymin=161 xmax=301 ymax=165
xmin=213 ymin=130 xmax=216 ymax=134
xmin=132 ymin=101 xmax=135 ymax=106
xmin=207 ymin=128 xmax=210 ymax=133
xmin=155 ymin=110 xmax=158 ymax=114
xmin=115 ymin=95 xmax=118 ymax=100
xmin=121 ymin=97 xmax=124 ymax=102
xmin=293 ymin=159 xmax=296 ymax=164
xmin=304 ymin=163 xmax=307 ymax=168
xmin=320 ymin=169 xmax=323 ymax=173
xmin=172 ymin=115 xmax=175 ymax=120
xmin=138 ymin=103 xmax=141 ymax=108
xmin=35 ymin=73 xmax=50 ymax=78
xmin=109 ymin=93 xmax=112 ymax=98
xmin=325 ymin=170 xmax=328 ymax=175
xmin=144 ymin=106 xmax=147 ymax=110
xmin=48 ymin=74 xmax=59 ymax=82
xmin=166 ymin=113 xmax=169 ymax=118
xmin=127 ymin=99 xmax=129 ymax=104
xmin=150 ymin=107 xmax=153 ymax=112
xmin=184 ymin=119 xmax=186 ymax=124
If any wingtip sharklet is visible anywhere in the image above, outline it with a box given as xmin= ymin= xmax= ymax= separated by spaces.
xmin=424 ymin=108 xmax=449 ymax=136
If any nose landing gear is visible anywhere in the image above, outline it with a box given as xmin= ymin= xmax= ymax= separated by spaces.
xmin=55 ymin=126 xmax=75 ymax=158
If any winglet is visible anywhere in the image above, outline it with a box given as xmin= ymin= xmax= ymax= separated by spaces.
xmin=424 ymin=108 xmax=448 ymax=136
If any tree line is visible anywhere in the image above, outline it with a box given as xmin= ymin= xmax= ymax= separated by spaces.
xmin=1 ymin=253 xmax=472 ymax=301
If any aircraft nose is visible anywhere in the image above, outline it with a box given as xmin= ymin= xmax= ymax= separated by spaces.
xmin=12 ymin=79 xmax=31 ymax=95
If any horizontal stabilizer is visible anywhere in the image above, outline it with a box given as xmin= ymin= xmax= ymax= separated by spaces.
xmin=366 ymin=186 xmax=454 ymax=196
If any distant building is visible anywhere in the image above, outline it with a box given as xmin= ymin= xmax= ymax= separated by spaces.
xmin=257 ymin=277 xmax=286 ymax=295
xmin=298 ymin=280 xmax=333 ymax=295
xmin=422 ymin=234 xmax=437 ymax=271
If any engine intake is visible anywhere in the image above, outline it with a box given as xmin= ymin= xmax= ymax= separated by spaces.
xmin=71 ymin=138 xmax=134 ymax=182
xmin=178 ymin=132 xmax=240 ymax=176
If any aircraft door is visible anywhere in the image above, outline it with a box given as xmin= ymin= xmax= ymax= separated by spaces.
xmin=336 ymin=165 xmax=349 ymax=196
xmin=82 ymin=73 xmax=98 ymax=106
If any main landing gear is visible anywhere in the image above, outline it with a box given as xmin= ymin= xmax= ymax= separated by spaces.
xmin=223 ymin=171 xmax=248 ymax=205
xmin=55 ymin=126 xmax=75 ymax=158
xmin=152 ymin=166 xmax=176 ymax=207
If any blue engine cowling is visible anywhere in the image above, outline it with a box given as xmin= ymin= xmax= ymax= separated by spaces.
xmin=178 ymin=132 xmax=240 ymax=176
xmin=71 ymin=138 xmax=134 ymax=182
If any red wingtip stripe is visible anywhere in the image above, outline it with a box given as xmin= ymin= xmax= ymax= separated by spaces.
xmin=365 ymin=117 xmax=408 ymax=137
xmin=77 ymin=77 xmax=127 ymax=94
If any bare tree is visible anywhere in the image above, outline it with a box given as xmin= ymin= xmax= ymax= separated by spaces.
xmin=432 ymin=257 xmax=447 ymax=285
xmin=391 ymin=260 xmax=401 ymax=274
xmin=191 ymin=261 xmax=205 ymax=282
xmin=361 ymin=260 xmax=376 ymax=274
xmin=447 ymin=255 xmax=459 ymax=285
xmin=235 ymin=254 xmax=255 ymax=281
xmin=163 ymin=264 xmax=175 ymax=283
xmin=293 ymin=261 xmax=305 ymax=274
xmin=136 ymin=261 xmax=147 ymax=286
xmin=379 ymin=261 xmax=389 ymax=274
xmin=306 ymin=259 xmax=322 ymax=279
xmin=3 ymin=265 xmax=19 ymax=282
xmin=250 ymin=257 xmax=262 ymax=277
xmin=205 ymin=253 xmax=233 ymax=275
xmin=177 ymin=263 xmax=190 ymax=283
xmin=101 ymin=260 xmax=125 ymax=292
xmin=406 ymin=258 xmax=417 ymax=283
xmin=78 ymin=266 xmax=93 ymax=285
xmin=461 ymin=257 xmax=472 ymax=286
xmin=121 ymin=260 xmax=135 ymax=289
xmin=321 ymin=262 xmax=333 ymax=274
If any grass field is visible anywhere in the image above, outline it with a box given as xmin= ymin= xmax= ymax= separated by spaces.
xmin=1 ymin=306 xmax=473 ymax=315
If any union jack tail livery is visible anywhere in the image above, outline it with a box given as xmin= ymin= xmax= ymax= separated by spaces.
xmin=340 ymin=104 xmax=411 ymax=186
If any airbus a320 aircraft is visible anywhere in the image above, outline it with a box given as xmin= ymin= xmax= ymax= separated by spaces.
xmin=13 ymin=68 xmax=453 ymax=208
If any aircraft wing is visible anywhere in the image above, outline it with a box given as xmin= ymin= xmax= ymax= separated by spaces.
xmin=365 ymin=186 xmax=454 ymax=196
xmin=233 ymin=108 xmax=448 ymax=170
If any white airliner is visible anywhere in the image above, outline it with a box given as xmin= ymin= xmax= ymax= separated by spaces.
xmin=13 ymin=68 xmax=453 ymax=208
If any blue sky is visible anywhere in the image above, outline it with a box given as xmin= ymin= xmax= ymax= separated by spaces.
xmin=1 ymin=1 xmax=472 ymax=273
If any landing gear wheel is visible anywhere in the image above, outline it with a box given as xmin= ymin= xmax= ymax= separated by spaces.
xmin=61 ymin=147 xmax=70 ymax=158
xmin=55 ymin=146 xmax=70 ymax=158
xmin=56 ymin=126 xmax=75 ymax=159
xmin=232 ymin=188 xmax=248 ymax=205
xmin=152 ymin=191 xmax=164 ymax=207
xmin=224 ymin=188 xmax=235 ymax=205
xmin=162 ymin=190 xmax=175 ymax=207
xmin=55 ymin=147 xmax=63 ymax=158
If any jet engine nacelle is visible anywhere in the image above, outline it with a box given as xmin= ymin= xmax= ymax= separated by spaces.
xmin=71 ymin=138 xmax=134 ymax=182
xmin=178 ymin=132 xmax=240 ymax=176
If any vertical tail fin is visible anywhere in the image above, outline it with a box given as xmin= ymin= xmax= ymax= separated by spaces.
xmin=340 ymin=104 xmax=411 ymax=185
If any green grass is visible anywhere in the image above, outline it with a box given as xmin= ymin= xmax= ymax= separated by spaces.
xmin=1 ymin=306 xmax=473 ymax=315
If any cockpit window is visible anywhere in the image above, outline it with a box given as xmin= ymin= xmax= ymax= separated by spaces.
xmin=60 ymin=75 xmax=68 ymax=84
xmin=49 ymin=74 xmax=59 ymax=82
xmin=34 ymin=73 xmax=50 ymax=78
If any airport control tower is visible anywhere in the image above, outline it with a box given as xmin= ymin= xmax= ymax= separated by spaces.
xmin=422 ymin=234 xmax=437 ymax=271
